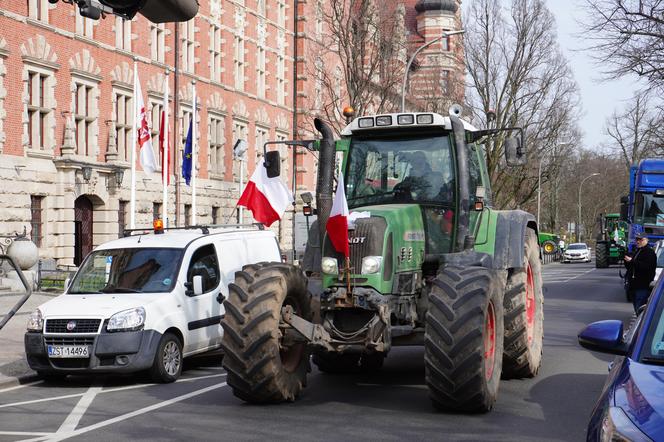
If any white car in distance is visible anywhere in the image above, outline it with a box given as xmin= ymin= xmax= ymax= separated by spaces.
xmin=562 ymin=242 xmax=591 ymax=263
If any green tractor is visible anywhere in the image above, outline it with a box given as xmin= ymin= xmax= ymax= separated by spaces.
xmin=538 ymin=232 xmax=560 ymax=255
xmin=220 ymin=112 xmax=544 ymax=413
xmin=595 ymin=213 xmax=627 ymax=268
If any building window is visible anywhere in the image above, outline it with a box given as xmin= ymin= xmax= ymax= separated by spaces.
xmin=181 ymin=19 xmax=196 ymax=73
xmin=257 ymin=0 xmax=266 ymax=16
xmin=234 ymin=34 xmax=245 ymax=91
xmin=115 ymin=17 xmax=132 ymax=51
xmin=180 ymin=108 xmax=193 ymax=152
xmin=76 ymin=14 xmax=94 ymax=38
xmin=184 ymin=204 xmax=191 ymax=226
xmin=212 ymin=206 xmax=219 ymax=224
xmin=314 ymin=58 xmax=323 ymax=110
xmin=209 ymin=114 xmax=225 ymax=176
xmin=27 ymin=70 xmax=51 ymax=150
xmin=209 ymin=24 xmax=222 ymax=83
xmin=113 ymin=89 xmax=133 ymax=162
xmin=30 ymin=195 xmax=44 ymax=247
xmin=153 ymin=202 xmax=162 ymax=221
xmin=255 ymin=126 xmax=269 ymax=160
xmin=276 ymin=52 xmax=286 ymax=106
xmin=150 ymin=23 xmax=166 ymax=63
xmin=149 ymin=98 xmax=165 ymax=168
xmin=315 ymin=0 xmax=323 ymax=41
xmin=118 ymin=200 xmax=127 ymax=238
xmin=73 ymin=81 xmax=96 ymax=156
xmin=28 ymin=0 xmax=48 ymax=22
xmin=256 ymin=46 xmax=266 ymax=99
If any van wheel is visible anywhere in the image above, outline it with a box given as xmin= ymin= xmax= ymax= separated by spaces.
xmin=150 ymin=332 xmax=183 ymax=383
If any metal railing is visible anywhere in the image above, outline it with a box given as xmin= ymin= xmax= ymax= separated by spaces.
xmin=541 ymin=248 xmax=562 ymax=265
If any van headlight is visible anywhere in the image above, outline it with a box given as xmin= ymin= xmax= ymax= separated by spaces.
xmin=26 ymin=309 xmax=43 ymax=332
xmin=321 ymin=257 xmax=338 ymax=275
xmin=361 ymin=256 xmax=383 ymax=274
xmin=107 ymin=307 xmax=146 ymax=332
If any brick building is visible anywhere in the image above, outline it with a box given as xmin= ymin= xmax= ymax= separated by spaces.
xmin=0 ymin=0 xmax=462 ymax=270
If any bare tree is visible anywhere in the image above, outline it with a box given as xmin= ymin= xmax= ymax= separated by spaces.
xmin=582 ymin=0 xmax=664 ymax=86
xmin=307 ymin=0 xmax=407 ymax=133
xmin=465 ymin=0 xmax=581 ymax=209
xmin=605 ymin=89 xmax=664 ymax=171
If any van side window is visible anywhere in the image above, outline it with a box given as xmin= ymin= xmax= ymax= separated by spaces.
xmin=187 ymin=244 xmax=220 ymax=294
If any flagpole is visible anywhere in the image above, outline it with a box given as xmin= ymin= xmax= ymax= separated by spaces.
xmin=191 ymin=80 xmax=197 ymax=225
xmin=130 ymin=59 xmax=138 ymax=229
xmin=162 ymin=70 xmax=169 ymax=224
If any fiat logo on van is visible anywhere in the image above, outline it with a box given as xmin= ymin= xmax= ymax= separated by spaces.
xmin=66 ymin=321 xmax=77 ymax=331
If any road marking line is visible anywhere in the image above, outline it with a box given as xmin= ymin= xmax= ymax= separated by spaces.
xmin=0 ymin=431 xmax=52 ymax=436
xmin=56 ymin=386 xmax=102 ymax=434
xmin=0 ymin=380 xmax=43 ymax=394
xmin=42 ymin=382 xmax=228 ymax=442
xmin=0 ymin=373 xmax=226 ymax=409
xmin=566 ymin=268 xmax=595 ymax=282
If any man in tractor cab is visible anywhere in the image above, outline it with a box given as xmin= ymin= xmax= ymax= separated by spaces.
xmin=395 ymin=151 xmax=453 ymax=203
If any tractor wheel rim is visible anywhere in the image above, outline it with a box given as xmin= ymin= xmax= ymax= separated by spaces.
xmin=526 ymin=261 xmax=536 ymax=345
xmin=484 ymin=301 xmax=496 ymax=381
xmin=280 ymin=297 xmax=305 ymax=373
xmin=544 ymin=243 xmax=554 ymax=253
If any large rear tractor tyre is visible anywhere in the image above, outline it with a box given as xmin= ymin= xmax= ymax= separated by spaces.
xmin=313 ymin=352 xmax=384 ymax=374
xmin=595 ymin=242 xmax=609 ymax=269
xmin=424 ymin=266 xmax=505 ymax=413
xmin=502 ymin=229 xmax=544 ymax=379
xmin=220 ymin=263 xmax=311 ymax=403
xmin=542 ymin=240 xmax=557 ymax=255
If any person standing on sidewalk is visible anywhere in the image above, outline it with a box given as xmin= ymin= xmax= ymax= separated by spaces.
xmin=624 ymin=234 xmax=657 ymax=313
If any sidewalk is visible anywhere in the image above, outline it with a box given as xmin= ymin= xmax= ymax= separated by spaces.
xmin=0 ymin=291 xmax=58 ymax=387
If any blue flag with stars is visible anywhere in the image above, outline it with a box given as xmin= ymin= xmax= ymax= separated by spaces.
xmin=182 ymin=119 xmax=193 ymax=186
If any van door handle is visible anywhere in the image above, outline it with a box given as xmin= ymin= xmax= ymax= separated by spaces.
xmin=216 ymin=293 xmax=225 ymax=304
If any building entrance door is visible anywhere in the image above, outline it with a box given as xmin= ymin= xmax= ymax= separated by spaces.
xmin=74 ymin=196 xmax=93 ymax=266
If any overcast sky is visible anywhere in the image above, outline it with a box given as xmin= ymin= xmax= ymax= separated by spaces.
xmin=545 ymin=0 xmax=646 ymax=150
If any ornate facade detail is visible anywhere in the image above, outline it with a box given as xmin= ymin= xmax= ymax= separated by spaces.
xmin=146 ymin=72 xmax=167 ymax=95
xmin=68 ymin=50 xmax=101 ymax=79
xmin=232 ymin=100 xmax=249 ymax=121
xmin=178 ymin=82 xmax=197 ymax=105
xmin=206 ymin=92 xmax=227 ymax=114
xmin=20 ymin=35 xmax=58 ymax=67
xmin=110 ymin=61 xmax=133 ymax=87
xmin=210 ymin=0 xmax=222 ymax=22
xmin=275 ymin=113 xmax=290 ymax=133
xmin=255 ymin=107 xmax=270 ymax=127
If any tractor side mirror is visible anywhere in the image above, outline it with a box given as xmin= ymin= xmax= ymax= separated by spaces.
xmin=620 ymin=196 xmax=628 ymax=221
xmin=264 ymin=151 xmax=281 ymax=178
xmin=504 ymin=136 xmax=526 ymax=166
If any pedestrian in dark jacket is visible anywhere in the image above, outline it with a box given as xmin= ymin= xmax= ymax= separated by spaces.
xmin=624 ymin=234 xmax=657 ymax=313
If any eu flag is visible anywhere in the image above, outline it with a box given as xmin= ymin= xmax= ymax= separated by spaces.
xmin=182 ymin=119 xmax=193 ymax=186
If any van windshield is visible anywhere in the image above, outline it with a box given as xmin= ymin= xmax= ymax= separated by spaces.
xmin=68 ymin=248 xmax=182 ymax=294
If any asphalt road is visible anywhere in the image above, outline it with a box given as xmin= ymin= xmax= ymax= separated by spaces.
xmin=0 ymin=261 xmax=634 ymax=442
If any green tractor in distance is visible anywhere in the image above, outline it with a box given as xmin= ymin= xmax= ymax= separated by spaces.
xmin=538 ymin=232 xmax=560 ymax=255
xmin=220 ymin=111 xmax=544 ymax=413
xmin=595 ymin=213 xmax=628 ymax=268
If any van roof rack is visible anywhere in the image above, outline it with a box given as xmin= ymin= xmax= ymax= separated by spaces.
xmin=122 ymin=223 xmax=265 ymax=237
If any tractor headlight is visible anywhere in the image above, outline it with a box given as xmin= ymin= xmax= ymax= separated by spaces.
xmin=361 ymin=256 xmax=383 ymax=274
xmin=26 ymin=309 xmax=43 ymax=332
xmin=321 ymin=257 xmax=339 ymax=275
xmin=107 ymin=307 xmax=146 ymax=332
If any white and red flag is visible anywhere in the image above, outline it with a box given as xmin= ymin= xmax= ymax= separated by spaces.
xmin=238 ymin=158 xmax=293 ymax=227
xmin=135 ymin=74 xmax=157 ymax=174
xmin=326 ymin=173 xmax=349 ymax=257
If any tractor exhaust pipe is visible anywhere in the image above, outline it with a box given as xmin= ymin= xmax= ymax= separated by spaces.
xmin=450 ymin=115 xmax=472 ymax=251
xmin=314 ymin=118 xmax=335 ymax=249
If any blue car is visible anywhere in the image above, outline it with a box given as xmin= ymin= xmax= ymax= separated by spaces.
xmin=579 ymin=277 xmax=664 ymax=441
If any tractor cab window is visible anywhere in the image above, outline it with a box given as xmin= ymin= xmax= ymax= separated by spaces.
xmin=345 ymin=134 xmax=455 ymax=209
xmin=635 ymin=193 xmax=664 ymax=225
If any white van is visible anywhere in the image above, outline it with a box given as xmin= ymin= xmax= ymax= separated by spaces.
xmin=24 ymin=224 xmax=281 ymax=382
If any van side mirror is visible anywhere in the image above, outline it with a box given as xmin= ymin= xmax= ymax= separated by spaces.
xmin=192 ymin=275 xmax=203 ymax=296
xmin=505 ymin=137 xmax=526 ymax=166
xmin=264 ymin=151 xmax=281 ymax=178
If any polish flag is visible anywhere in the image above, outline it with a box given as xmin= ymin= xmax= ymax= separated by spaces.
xmin=238 ymin=158 xmax=293 ymax=227
xmin=326 ymin=173 xmax=349 ymax=258
xmin=135 ymin=74 xmax=157 ymax=174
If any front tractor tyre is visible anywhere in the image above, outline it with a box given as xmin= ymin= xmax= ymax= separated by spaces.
xmin=424 ymin=266 xmax=505 ymax=413
xmin=220 ymin=263 xmax=311 ymax=403
xmin=502 ymin=229 xmax=544 ymax=379
xmin=595 ymin=242 xmax=609 ymax=268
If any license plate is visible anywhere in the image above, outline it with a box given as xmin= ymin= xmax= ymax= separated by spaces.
xmin=47 ymin=345 xmax=90 ymax=358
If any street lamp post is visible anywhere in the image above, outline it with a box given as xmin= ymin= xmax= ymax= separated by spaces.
xmin=401 ymin=29 xmax=465 ymax=112
xmin=578 ymin=173 xmax=600 ymax=242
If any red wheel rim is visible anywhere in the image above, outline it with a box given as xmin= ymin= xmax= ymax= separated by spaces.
xmin=484 ymin=301 xmax=496 ymax=381
xmin=525 ymin=261 xmax=536 ymax=345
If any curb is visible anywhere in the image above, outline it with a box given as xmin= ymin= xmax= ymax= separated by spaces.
xmin=0 ymin=372 xmax=41 ymax=390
